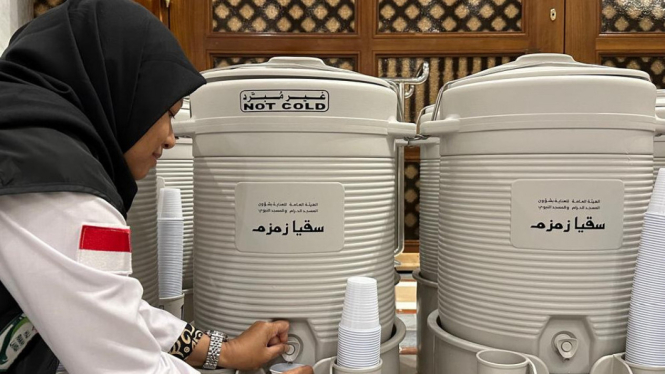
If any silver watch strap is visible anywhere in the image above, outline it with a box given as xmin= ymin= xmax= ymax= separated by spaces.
xmin=203 ymin=330 xmax=227 ymax=370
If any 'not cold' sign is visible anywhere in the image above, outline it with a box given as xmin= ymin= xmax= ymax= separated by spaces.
xmin=240 ymin=90 xmax=329 ymax=112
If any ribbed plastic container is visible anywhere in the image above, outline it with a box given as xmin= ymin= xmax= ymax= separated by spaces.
xmin=126 ymin=169 xmax=158 ymax=306
xmin=423 ymin=54 xmax=663 ymax=373
xmin=416 ymin=105 xmax=440 ymax=281
xmin=655 ymin=90 xmax=665 ymax=180
xmin=187 ymin=57 xmax=414 ymax=364
xmin=157 ymin=138 xmax=194 ymax=289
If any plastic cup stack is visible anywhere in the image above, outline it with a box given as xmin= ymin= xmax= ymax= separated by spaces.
xmin=626 ymin=168 xmax=665 ymax=367
xmin=337 ymin=277 xmax=381 ymax=369
xmin=157 ymin=188 xmax=184 ymax=299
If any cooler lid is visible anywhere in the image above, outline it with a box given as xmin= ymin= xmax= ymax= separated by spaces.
xmin=201 ymin=57 xmax=391 ymax=89
xmin=444 ymin=54 xmax=650 ymax=91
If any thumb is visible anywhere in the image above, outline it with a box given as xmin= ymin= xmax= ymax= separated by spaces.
xmin=265 ymin=343 xmax=288 ymax=360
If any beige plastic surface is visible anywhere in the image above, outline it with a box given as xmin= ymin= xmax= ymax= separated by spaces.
xmin=159 ymin=294 xmax=184 ymax=320
xmin=183 ymin=288 xmax=194 ymax=323
xmin=332 ymin=360 xmax=382 ymax=374
xmin=428 ymin=310 xmax=549 ymax=374
xmin=414 ymin=269 xmax=437 ymax=374
xmin=477 ymin=350 xmax=531 ymax=374
xmin=590 ymin=354 xmax=665 ymax=374
xmin=126 ymin=169 xmax=159 ymax=306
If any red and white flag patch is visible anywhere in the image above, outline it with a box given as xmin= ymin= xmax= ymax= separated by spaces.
xmin=78 ymin=224 xmax=133 ymax=275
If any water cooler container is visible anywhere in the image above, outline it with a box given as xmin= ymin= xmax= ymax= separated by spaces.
xmin=410 ymin=105 xmax=439 ymax=374
xmin=655 ymin=90 xmax=665 ymax=179
xmin=185 ymin=57 xmax=413 ymax=369
xmin=423 ymin=54 xmax=663 ymax=374
xmin=127 ymin=169 xmax=159 ymax=306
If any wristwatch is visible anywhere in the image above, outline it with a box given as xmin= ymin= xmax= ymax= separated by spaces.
xmin=203 ymin=330 xmax=228 ymax=370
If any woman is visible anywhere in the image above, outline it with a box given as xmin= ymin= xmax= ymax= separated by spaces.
xmin=0 ymin=1 xmax=313 ymax=373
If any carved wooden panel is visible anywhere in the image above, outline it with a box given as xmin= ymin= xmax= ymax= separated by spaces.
xmin=378 ymin=0 xmax=522 ymax=33
xmin=602 ymin=56 xmax=665 ymax=88
xmin=212 ymin=0 xmax=355 ymax=33
xmin=212 ymin=55 xmax=356 ymax=70
xmin=601 ymin=0 xmax=665 ymax=33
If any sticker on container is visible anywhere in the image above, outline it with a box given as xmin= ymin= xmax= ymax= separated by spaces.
xmin=240 ymin=90 xmax=329 ymax=112
xmin=235 ymin=182 xmax=344 ymax=253
xmin=511 ymin=180 xmax=624 ymax=250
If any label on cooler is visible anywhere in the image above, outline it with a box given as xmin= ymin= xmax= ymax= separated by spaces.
xmin=235 ymin=182 xmax=345 ymax=253
xmin=240 ymin=90 xmax=329 ymax=112
xmin=511 ymin=179 xmax=624 ymax=250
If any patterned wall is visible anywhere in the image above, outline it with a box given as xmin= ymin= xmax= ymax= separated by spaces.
xmin=34 ymin=0 xmax=64 ymax=17
xmin=378 ymin=0 xmax=522 ymax=33
xmin=379 ymin=55 xmax=516 ymax=239
xmin=601 ymin=0 xmax=665 ymax=33
xmin=212 ymin=55 xmax=356 ymax=70
xmin=212 ymin=0 xmax=355 ymax=33
xmin=602 ymin=56 xmax=665 ymax=88
xmin=404 ymin=160 xmax=420 ymax=240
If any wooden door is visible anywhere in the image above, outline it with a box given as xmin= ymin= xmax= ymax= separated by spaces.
xmin=166 ymin=0 xmax=564 ymax=253
xmin=566 ymin=0 xmax=665 ymax=89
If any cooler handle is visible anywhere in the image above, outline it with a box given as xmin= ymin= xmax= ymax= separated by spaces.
xmin=420 ymin=117 xmax=461 ymax=136
xmin=655 ymin=116 xmax=665 ymax=135
xmin=173 ymin=119 xmax=196 ymax=137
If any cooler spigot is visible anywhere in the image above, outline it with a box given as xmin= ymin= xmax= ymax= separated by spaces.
xmin=282 ymin=336 xmax=302 ymax=363
xmin=553 ymin=333 xmax=579 ymax=360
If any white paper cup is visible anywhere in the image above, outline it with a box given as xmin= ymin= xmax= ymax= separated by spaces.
xmin=158 ymin=218 xmax=184 ymax=298
xmin=158 ymin=188 xmax=183 ymax=219
xmin=626 ymin=201 xmax=665 ymax=366
xmin=340 ymin=277 xmax=380 ymax=330
xmin=337 ymin=324 xmax=381 ymax=369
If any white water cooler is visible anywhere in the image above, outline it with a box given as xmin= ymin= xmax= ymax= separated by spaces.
xmin=410 ymin=105 xmax=439 ymax=374
xmin=185 ymin=57 xmax=412 ymax=371
xmin=423 ymin=54 xmax=664 ymax=374
xmin=126 ymin=169 xmax=159 ymax=306
xmin=655 ymin=90 xmax=665 ymax=179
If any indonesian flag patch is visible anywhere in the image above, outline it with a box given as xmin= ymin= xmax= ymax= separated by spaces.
xmin=78 ymin=224 xmax=132 ymax=275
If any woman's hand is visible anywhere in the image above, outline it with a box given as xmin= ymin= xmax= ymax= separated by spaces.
xmin=219 ymin=320 xmax=290 ymax=370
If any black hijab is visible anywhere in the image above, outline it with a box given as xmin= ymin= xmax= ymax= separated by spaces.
xmin=0 ymin=0 xmax=205 ymax=216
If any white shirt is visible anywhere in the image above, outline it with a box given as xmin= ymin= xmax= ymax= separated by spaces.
xmin=0 ymin=192 xmax=200 ymax=374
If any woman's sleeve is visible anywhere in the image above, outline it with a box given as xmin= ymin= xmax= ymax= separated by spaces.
xmin=0 ymin=192 xmax=199 ymax=374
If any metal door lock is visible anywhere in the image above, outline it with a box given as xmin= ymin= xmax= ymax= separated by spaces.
xmin=550 ymin=8 xmax=557 ymax=21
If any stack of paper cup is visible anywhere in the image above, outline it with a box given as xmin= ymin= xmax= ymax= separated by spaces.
xmin=626 ymin=168 xmax=665 ymax=366
xmin=157 ymin=188 xmax=184 ymax=299
xmin=337 ymin=277 xmax=381 ymax=369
